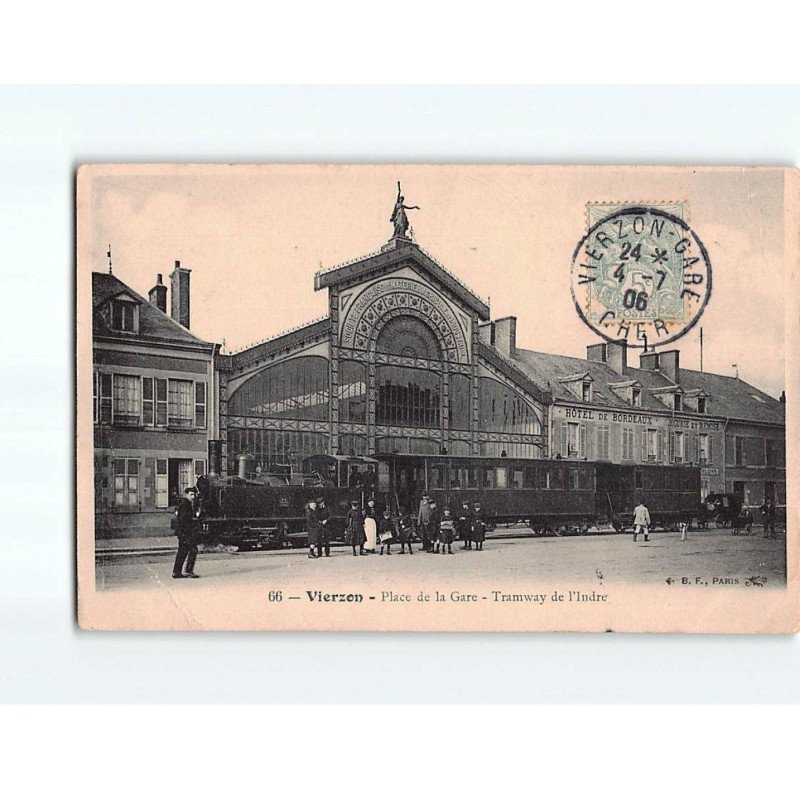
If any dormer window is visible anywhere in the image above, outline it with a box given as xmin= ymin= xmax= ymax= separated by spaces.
xmin=582 ymin=382 xmax=592 ymax=402
xmin=111 ymin=299 xmax=138 ymax=332
xmin=697 ymin=396 xmax=706 ymax=414
xmin=674 ymin=394 xmax=682 ymax=412
xmin=632 ymin=388 xmax=642 ymax=408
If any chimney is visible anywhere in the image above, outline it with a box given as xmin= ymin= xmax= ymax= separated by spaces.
xmin=659 ymin=350 xmax=680 ymax=383
xmin=493 ymin=316 xmax=517 ymax=359
xmin=586 ymin=340 xmax=627 ymax=375
xmin=639 ymin=351 xmax=660 ymax=372
xmin=170 ymin=260 xmax=191 ymax=329
xmin=780 ymin=391 xmax=786 ymax=403
xmin=478 ymin=321 xmax=493 ymax=346
xmin=148 ymin=273 xmax=167 ymax=313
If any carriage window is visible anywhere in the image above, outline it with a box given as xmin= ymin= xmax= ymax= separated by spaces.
xmin=511 ymin=469 xmax=524 ymax=489
xmin=634 ymin=469 xmax=643 ymax=489
xmin=524 ymin=467 xmax=536 ymax=489
xmin=483 ymin=468 xmax=494 ymax=489
xmin=495 ymin=467 xmax=508 ymax=489
xmin=454 ymin=467 xmax=478 ymax=489
xmin=547 ymin=467 xmax=564 ymax=491
xmin=578 ymin=468 xmax=590 ymax=491
xmin=568 ymin=469 xmax=579 ymax=491
xmin=429 ymin=465 xmax=445 ymax=490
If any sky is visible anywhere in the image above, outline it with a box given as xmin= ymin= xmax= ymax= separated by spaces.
xmin=83 ymin=164 xmax=787 ymax=398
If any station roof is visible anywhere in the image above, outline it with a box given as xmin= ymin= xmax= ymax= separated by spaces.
xmin=314 ymin=239 xmax=491 ymax=320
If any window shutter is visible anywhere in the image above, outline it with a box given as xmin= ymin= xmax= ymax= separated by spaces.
xmin=639 ymin=429 xmax=646 ymax=462
xmin=579 ymin=424 xmax=587 ymax=459
xmin=692 ymin=432 xmax=699 ymax=465
xmin=669 ymin=432 xmax=675 ymax=462
xmin=708 ymin=435 xmax=713 ymax=464
xmin=658 ymin=429 xmax=666 ymax=463
xmin=560 ymin=423 xmax=568 ymax=457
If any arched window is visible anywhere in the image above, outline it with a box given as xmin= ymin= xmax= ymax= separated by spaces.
xmin=478 ymin=377 xmax=541 ymax=435
xmin=375 ymin=315 xmax=441 ymax=360
xmin=376 ymin=365 xmax=441 ymax=428
xmin=229 ymin=356 xmax=329 ymax=421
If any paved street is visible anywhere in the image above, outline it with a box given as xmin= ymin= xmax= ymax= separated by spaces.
xmin=96 ymin=527 xmax=787 ymax=591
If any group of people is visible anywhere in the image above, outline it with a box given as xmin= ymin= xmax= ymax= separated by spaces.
xmin=305 ymin=494 xmax=489 ymax=558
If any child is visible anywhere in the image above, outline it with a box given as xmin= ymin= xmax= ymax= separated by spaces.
xmin=472 ymin=502 xmax=486 ymax=551
xmin=378 ymin=509 xmax=395 ymax=555
xmin=397 ymin=507 xmax=414 ymax=554
xmin=438 ymin=508 xmax=455 ymax=555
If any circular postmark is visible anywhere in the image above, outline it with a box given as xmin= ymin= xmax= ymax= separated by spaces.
xmin=570 ymin=206 xmax=712 ymax=349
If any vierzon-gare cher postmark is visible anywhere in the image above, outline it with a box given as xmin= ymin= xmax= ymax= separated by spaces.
xmin=571 ymin=206 xmax=712 ymax=349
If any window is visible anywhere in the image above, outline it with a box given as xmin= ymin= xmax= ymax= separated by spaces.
xmin=764 ymin=481 xmax=776 ymax=505
xmin=597 ymin=426 xmax=610 ymax=460
xmin=632 ymin=388 xmax=642 ymax=408
xmin=697 ymin=397 xmax=706 ymax=414
xmin=523 ymin=467 xmax=536 ymax=489
xmin=634 ymin=469 xmax=643 ymax=489
xmin=674 ymin=394 xmax=682 ymax=411
xmin=495 ymin=467 xmax=508 ymax=489
xmin=511 ymin=468 xmax=524 ymax=489
xmin=168 ymin=379 xmax=194 ymax=427
xmin=622 ymin=427 xmax=635 ymax=461
xmin=97 ymin=373 xmax=112 ymax=423
xmin=155 ymin=378 xmax=167 ymax=425
xmin=735 ymin=436 xmax=744 ymax=466
xmin=765 ymin=439 xmax=785 ymax=467
xmin=699 ymin=433 xmax=711 ymax=465
xmin=111 ymin=300 xmax=137 ymax=332
xmin=112 ymin=374 xmax=140 ymax=425
xmin=155 ymin=459 xmax=168 ymax=508
xmin=673 ymin=431 xmax=685 ymax=463
xmin=646 ymin=428 xmax=658 ymax=461
xmin=581 ymin=382 xmax=592 ymax=402
xmin=483 ymin=468 xmax=494 ymax=489
xmin=142 ymin=377 xmax=154 ymax=426
xmin=194 ymin=459 xmax=206 ymax=482
xmin=339 ymin=360 xmax=367 ymax=424
xmin=113 ymin=458 xmax=139 ymax=506
xmin=195 ymin=382 xmax=207 ymax=429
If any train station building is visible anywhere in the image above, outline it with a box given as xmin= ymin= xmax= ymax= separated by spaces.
xmin=90 ymin=221 xmax=786 ymax=537
xmin=217 ymin=229 xmax=786 ymax=509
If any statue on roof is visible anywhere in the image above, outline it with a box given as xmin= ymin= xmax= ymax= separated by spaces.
xmin=390 ymin=182 xmax=420 ymax=240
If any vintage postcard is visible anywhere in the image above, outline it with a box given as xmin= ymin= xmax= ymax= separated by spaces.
xmin=76 ymin=164 xmax=799 ymax=632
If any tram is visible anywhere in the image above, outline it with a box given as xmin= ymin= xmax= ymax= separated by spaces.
xmin=198 ymin=451 xmax=701 ymax=549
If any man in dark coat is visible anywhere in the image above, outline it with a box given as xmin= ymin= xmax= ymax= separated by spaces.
xmin=173 ymin=486 xmax=200 ymax=578
xmin=346 ymin=499 xmax=366 ymax=556
xmin=397 ymin=507 xmax=414 ymax=554
xmin=306 ymin=500 xmax=320 ymax=559
xmin=427 ymin=500 xmax=440 ymax=554
xmin=417 ymin=494 xmax=432 ymax=552
xmin=472 ymin=502 xmax=487 ymax=551
xmin=316 ymin=497 xmax=332 ymax=557
xmin=760 ymin=498 xmax=777 ymax=538
xmin=457 ymin=501 xmax=474 ymax=550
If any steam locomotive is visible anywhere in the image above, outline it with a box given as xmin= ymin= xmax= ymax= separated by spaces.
xmin=196 ymin=451 xmax=701 ymax=550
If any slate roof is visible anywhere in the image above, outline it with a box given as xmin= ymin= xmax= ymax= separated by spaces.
xmin=509 ymin=346 xmax=785 ymax=425
xmin=92 ymin=272 xmax=212 ymax=347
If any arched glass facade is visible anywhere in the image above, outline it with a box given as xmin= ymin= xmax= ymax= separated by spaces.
xmin=339 ymin=359 xmax=367 ymax=423
xmin=228 ymin=429 xmax=328 ymax=472
xmin=229 ymin=356 xmax=329 ymax=420
xmin=376 ymin=365 xmax=441 ymax=428
xmin=478 ymin=377 xmax=541 ymax=435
